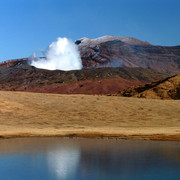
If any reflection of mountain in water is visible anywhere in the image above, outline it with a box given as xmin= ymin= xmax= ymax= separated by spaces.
xmin=0 ymin=138 xmax=179 ymax=180
xmin=78 ymin=140 xmax=180 ymax=179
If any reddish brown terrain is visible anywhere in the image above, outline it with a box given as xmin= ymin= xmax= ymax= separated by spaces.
xmin=0 ymin=58 xmax=28 ymax=68
xmin=0 ymin=60 xmax=173 ymax=94
xmin=24 ymin=78 xmax=145 ymax=94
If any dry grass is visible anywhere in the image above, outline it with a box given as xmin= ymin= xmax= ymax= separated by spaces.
xmin=0 ymin=91 xmax=180 ymax=140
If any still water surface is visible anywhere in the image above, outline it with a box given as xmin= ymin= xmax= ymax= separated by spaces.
xmin=0 ymin=138 xmax=179 ymax=180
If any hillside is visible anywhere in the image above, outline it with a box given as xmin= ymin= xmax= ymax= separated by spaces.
xmin=0 ymin=61 xmax=173 ymax=94
xmin=0 ymin=91 xmax=179 ymax=140
xmin=120 ymin=74 xmax=180 ymax=99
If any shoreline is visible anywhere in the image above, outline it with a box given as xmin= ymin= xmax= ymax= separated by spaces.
xmin=1 ymin=131 xmax=180 ymax=141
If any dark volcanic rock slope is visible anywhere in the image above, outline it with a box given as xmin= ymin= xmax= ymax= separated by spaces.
xmin=0 ymin=61 xmax=173 ymax=94
xmin=76 ymin=36 xmax=180 ymax=71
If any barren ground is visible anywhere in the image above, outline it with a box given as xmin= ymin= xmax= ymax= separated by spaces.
xmin=0 ymin=91 xmax=180 ymax=140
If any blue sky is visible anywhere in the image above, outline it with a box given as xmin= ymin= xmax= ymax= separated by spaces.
xmin=0 ymin=0 xmax=180 ymax=61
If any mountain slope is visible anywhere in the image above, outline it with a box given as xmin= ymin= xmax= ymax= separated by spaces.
xmin=0 ymin=35 xmax=179 ymax=95
xmin=120 ymin=74 xmax=180 ymax=99
xmin=1 ymin=36 xmax=180 ymax=72
xmin=0 ymin=61 xmax=173 ymax=94
xmin=76 ymin=36 xmax=180 ymax=71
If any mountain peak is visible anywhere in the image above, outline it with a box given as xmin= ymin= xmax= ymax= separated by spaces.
xmin=75 ymin=35 xmax=151 ymax=46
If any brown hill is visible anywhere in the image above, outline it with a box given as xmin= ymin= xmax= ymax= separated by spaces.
xmin=0 ymin=61 xmax=173 ymax=95
xmin=76 ymin=36 xmax=180 ymax=71
xmin=0 ymin=91 xmax=180 ymax=140
xmin=120 ymin=74 xmax=180 ymax=99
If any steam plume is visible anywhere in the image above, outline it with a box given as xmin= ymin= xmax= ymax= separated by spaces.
xmin=29 ymin=37 xmax=82 ymax=71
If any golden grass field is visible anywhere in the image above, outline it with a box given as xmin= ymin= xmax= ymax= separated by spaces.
xmin=0 ymin=91 xmax=180 ymax=140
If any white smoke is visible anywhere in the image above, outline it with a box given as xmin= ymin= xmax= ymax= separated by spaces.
xmin=29 ymin=37 xmax=82 ymax=71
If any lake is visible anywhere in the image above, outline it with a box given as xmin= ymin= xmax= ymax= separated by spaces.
xmin=0 ymin=137 xmax=179 ymax=180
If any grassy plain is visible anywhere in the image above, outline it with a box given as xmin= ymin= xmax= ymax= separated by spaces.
xmin=0 ymin=91 xmax=180 ymax=140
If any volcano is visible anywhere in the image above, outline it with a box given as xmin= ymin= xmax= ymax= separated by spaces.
xmin=1 ymin=35 xmax=180 ymax=71
xmin=76 ymin=36 xmax=180 ymax=71
xmin=0 ymin=36 xmax=179 ymax=95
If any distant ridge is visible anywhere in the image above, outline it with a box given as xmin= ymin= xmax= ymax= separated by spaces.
xmin=76 ymin=35 xmax=180 ymax=71
xmin=1 ymin=35 xmax=180 ymax=71
xmin=75 ymin=35 xmax=151 ymax=46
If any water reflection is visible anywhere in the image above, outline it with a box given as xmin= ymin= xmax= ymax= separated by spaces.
xmin=47 ymin=147 xmax=80 ymax=179
xmin=0 ymin=138 xmax=179 ymax=180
